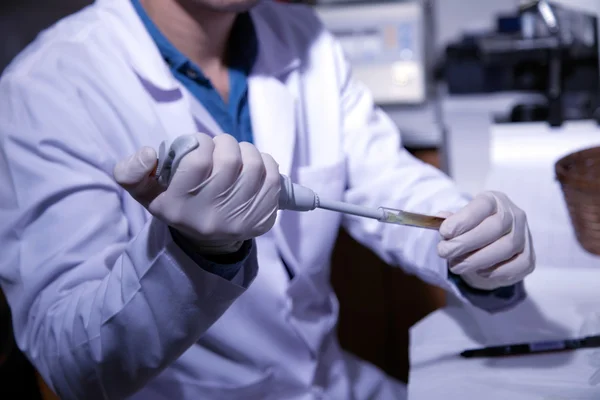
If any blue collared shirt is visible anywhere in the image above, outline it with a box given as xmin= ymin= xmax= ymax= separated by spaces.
xmin=132 ymin=0 xmax=257 ymax=144
xmin=133 ymin=0 xmax=258 ymax=280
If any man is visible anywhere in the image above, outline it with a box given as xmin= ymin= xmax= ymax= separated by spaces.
xmin=0 ymin=0 xmax=535 ymax=399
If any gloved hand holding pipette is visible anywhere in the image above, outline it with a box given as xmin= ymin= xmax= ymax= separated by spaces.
xmin=114 ymin=133 xmax=280 ymax=255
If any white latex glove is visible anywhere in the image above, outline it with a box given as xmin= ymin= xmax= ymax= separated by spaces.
xmin=114 ymin=133 xmax=280 ymax=254
xmin=580 ymin=312 xmax=600 ymax=386
xmin=437 ymin=191 xmax=535 ymax=290
xmin=589 ymin=353 xmax=600 ymax=386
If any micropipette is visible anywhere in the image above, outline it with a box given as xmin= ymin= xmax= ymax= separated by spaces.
xmin=154 ymin=135 xmax=445 ymax=231
xmin=277 ymin=174 xmax=444 ymax=230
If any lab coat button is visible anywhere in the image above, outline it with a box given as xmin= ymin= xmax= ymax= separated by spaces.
xmin=284 ymin=297 xmax=293 ymax=312
xmin=311 ymin=386 xmax=325 ymax=399
xmin=185 ymin=69 xmax=198 ymax=80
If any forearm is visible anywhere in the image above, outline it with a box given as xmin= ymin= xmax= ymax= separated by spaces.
xmin=8 ymin=218 xmax=257 ymax=400
xmin=169 ymin=227 xmax=251 ymax=282
xmin=0 ymin=70 xmax=258 ymax=400
xmin=450 ymin=272 xmax=526 ymax=313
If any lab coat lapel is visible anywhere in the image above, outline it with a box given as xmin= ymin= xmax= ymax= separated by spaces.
xmin=248 ymin=8 xmax=303 ymax=267
xmin=249 ymin=72 xmax=334 ymax=355
xmin=147 ymin=80 xmax=201 ymax=142
xmin=99 ymin=0 xmax=202 ymax=141
xmin=248 ymin=76 xmax=296 ymax=178
xmin=184 ymin=86 xmax=223 ymax=136
xmin=247 ymin=5 xmax=300 ymax=178
xmin=248 ymin=74 xmax=300 ymax=268
xmin=99 ymin=0 xmax=175 ymax=90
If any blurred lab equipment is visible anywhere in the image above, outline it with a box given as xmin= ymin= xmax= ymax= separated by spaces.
xmin=440 ymin=0 xmax=600 ymax=195
xmin=443 ymin=0 xmax=600 ymax=127
xmin=155 ymin=135 xmax=446 ymax=230
xmin=315 ymin=1 xmax=427 ymax=105
xmin=315 ymin=0 xmax=442 ymax=148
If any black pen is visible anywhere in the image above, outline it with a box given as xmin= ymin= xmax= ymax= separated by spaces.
xmin=460 ymin=335 xmax=600 ymax=358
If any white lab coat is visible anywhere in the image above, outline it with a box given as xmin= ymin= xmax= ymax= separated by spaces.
xmin=0 ymin=1 xmax=475 ymax=399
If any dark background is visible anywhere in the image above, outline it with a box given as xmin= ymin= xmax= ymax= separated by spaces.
xmin=0 ymin=0 xmax=91 ymax=74
xmin=1 ymin=3 xmax=93 ymax=398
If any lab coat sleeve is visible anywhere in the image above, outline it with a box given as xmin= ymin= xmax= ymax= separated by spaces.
xmin=171 ymin=227 xmax=250 ymax=281
xmin=332 ymin=39 xmax=525 ymax=312
xmin=448 ymin=272 xmax=526 ymax=313
xmin=0 ymin=76 xmax=258 ymax=400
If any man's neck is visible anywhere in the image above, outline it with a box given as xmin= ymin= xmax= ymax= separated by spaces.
xmin=140 ymin=0 xmax=236 ymax=72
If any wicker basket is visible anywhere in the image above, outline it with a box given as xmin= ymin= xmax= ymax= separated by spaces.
xmin=555 ymin=146 xmax=600 ymax=255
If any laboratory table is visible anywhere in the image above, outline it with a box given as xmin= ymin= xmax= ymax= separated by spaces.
xmin=409 ymin=268 xmax=600 ymax=400
xmin=408 ymin=120 xmax=600 ymax=399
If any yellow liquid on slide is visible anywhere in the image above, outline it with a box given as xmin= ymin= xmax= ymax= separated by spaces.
xmin=382 ymin=209 xmax=444 ymax=230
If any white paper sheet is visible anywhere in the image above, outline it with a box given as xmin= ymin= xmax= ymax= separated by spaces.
xmin=409 ymin=268 xmax=600 ymax=400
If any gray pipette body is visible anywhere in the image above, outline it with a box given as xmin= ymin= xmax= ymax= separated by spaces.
xmin=278 ymin=175 xmax=384 ymax=220
xmin=278 ymin=176 xmax=444 ymax=230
